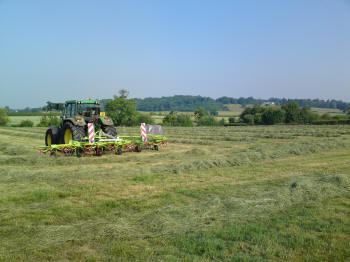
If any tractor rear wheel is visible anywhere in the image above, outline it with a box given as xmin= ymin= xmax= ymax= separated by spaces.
xmin=102 ymin=125 xmax=117 ymax=138
xmin=45 ymin=126 xmax=60 ymax=146
xmin=61 ymin=122 xmax=85 ymax=144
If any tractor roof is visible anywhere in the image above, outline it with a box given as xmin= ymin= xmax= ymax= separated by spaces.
xmin=65 ymin=99 xmax=100 ymax=104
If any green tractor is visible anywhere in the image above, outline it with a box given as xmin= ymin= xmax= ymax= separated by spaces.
xmin=45 ymin=99 xmax=117 ymax=146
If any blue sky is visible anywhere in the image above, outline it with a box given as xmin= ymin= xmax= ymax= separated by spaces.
xmin=1 ymin=0 xmax=350 ymax=108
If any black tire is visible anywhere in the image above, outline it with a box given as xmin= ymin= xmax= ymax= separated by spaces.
xmin=102 ymin=125 xmax=117 ymax=138
xmin=61 ymin=122 xmax=85 ymax=144
xmin=45 ymin=126 xmax=60 ymax=146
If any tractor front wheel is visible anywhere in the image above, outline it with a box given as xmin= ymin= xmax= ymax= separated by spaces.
xmin=61 ymin=122 xmax=85 ymax=144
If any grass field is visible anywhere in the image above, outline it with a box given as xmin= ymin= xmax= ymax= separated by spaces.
xmin=8 ymin=116 xmax=42 ymax=126
xmin=218 ymin=104 xmax=244 ymax=117
xmin=311 ymin=107 xmax=345 ymax=116
xmin=0 ymin=125 xmax=350 ymax=261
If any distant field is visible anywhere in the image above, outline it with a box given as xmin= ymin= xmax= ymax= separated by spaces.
xmin=0 ymin=125 xmax=350 ymax=261
xmin=311 ymin=107 xmax=345 ymax=115
xmin=218 ymin=104 xmax=244 ymax=117
xmin=8 ymin=116 xmax=42 ymax=125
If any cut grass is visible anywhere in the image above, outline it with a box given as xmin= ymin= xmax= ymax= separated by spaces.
xmin=0 ymin=125 xmax=349 ymax=261
xmin=8 ymin=116 xmax=42 ymax=126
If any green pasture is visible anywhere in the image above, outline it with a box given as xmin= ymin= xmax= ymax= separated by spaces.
xmin=8 ymin=116 xmax=42 ymax=125
xmin=0 ymin=125 xmax=349 ymax=261
xmin=311 ymin=107 xmax=345 ymax=115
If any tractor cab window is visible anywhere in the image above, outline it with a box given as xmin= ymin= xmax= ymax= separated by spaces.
xmin=65 ymin=103 xmax=76 ymax=117
xmin=77 ymin=104 xmax=100 ymax=117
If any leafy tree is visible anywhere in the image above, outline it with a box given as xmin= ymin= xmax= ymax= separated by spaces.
xmin=240 ymin=106 xmax=265 ymax=124
xmin=162 ymin=112 xmax=193 ymax=127
xmin=137 ymin=113 xmax=154 ymax=125
xmin=106 ymin=90 xmax=139 ymax=126
xmin=243 ymin=114 xmax=255 ymax=125
xmin=262 ymin=107 xmax=285 ymax=125
xmin=251 ymin=105 xmax=265 ymax=115
xmin=197 ymin=115 xmax=222 ymax=126
xmin=37 ymin=115 xmax=49 ymax=127
xmin=347 ymin=109 xmax=350 ymax=118
xmin=228 ymin=117 xmax=236 ymax=124
xmin=254 ymin=113 xmax=263 ymax=125
xmin=299 ymin=106 xmax=319 ymax=124
xmin=321 ymin=113 xmax=331 ymax=120
xmin=194 ymin=107 xmax=207 ymax=120
xmin=48 ymin=114 xmax=60 ymax=126
xmin=0 ymin=108 xmax=10 ymax=126
xmin=37 ymin=113 xmax=60 ymax=127
xmin=239 ymin=107 xmax=253 ymax=121
xmin=19 ymin=120 xmax=33 ymax=127
xmin=282 ymin=102 xmax=301 ymax=123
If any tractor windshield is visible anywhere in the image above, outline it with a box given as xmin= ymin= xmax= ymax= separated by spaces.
xmin=77 ymin=104 xmax=100 ymax=117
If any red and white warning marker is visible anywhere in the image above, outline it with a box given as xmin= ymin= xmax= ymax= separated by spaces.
xmin=141 ymin=123 xmax=147 ymax=142
xmin=88 ymin=123 xmax=95 ymax=143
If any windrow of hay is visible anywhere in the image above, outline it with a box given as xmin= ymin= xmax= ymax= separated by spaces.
xmin=150 ymin=138 xmax=349 ymax=174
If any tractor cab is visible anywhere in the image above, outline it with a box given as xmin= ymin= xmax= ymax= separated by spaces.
xmin=65 ymin=99 xmax=102 ymax=122
xmin=77 ymin=103 xmax=100 ymax=118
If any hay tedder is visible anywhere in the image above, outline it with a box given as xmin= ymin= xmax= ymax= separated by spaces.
xmin=39 ymin=99 xmax=167 ymax=157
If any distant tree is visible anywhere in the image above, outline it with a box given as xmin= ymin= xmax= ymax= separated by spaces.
xmin=282 ymin=102 xmax=301 ymax=123
xmin=137 ymin=113 xmax=154 ymax=125
xmin=254 ymin=113 xmax=263 ymax=125
xmin=240 ymin=106 xmax=264 ymax=124
xmin=347 ymin=109 xmax=350 ymax=118
xmin=37 ymin=112 xmax=60 ymax=127
xmin=299 ymin=106 xmax=319 ymax=124
xmin=0 ymin=108 xmax=10 ymax=126
xmin=37 ymin=115 xmax=49 ymax=127
xmin=106 ymin=90 xmax=138 ymax=126
xmin=251 ymin=105 xmax=265 ymax=114
xmin=48 ymin=114 xmax=60 ymax=126
xmin=228 ymin=117 xmax=235 ymax=124
xmin=321 ymin=113 xmax=331 ymax=120
xmin=262 ymin=107 xmax=285 ymax=125
xmin=243 ymin=114 xmax=255 ymax=125
xmin=197 ymin=115 xmax=222 ymax=126
xmin=162 ymin=112 xmax=193 ymax=127
xmin=239 ymin=107 xmax=253 ymax=121
xmin=119 ymin=89 xmax=129 ymax=99
xmin=194 ymin=107 xmax=207 ymax=120
xmin=19 ymin=120 xmax=34 ymax=127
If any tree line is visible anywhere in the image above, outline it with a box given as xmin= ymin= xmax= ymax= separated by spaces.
xmin=238 ymin=103 xmax=350 ymax=125
xmin=4 ymin=95 xmax=350 ymax=114
xmin=1 ymin=92 xmax=350 ymax=127
xmin=217 ymin=96 xmax=350 ymax=112
xmin=135 ymin=96 xmax=350 ymax=113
